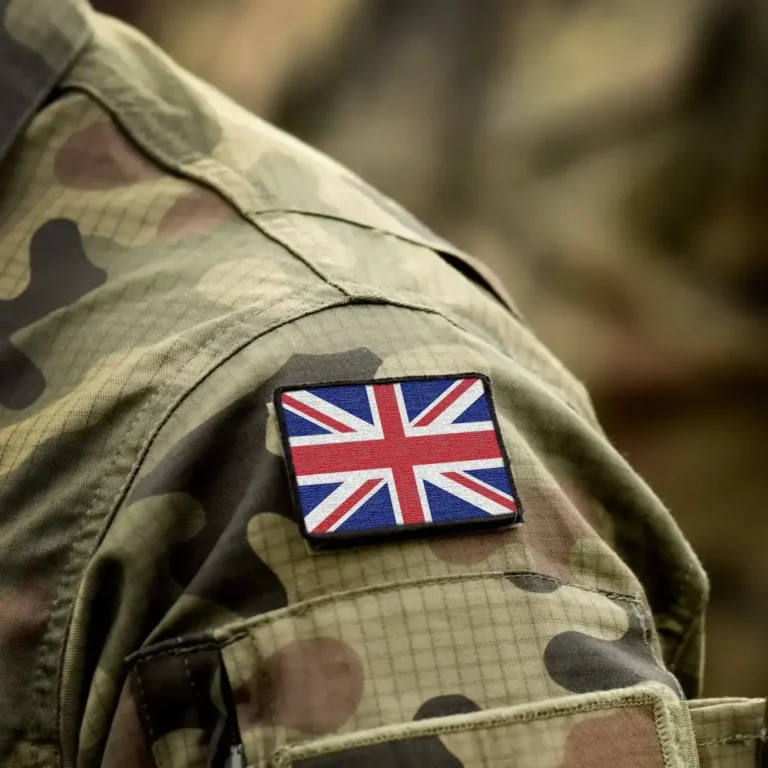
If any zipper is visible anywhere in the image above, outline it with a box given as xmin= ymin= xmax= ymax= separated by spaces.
xmin=210 ymin=664 xmax=249 ymax=768
xmin=223 ymin=710 xmax=246 ymax=768
xmin=225 ymin=743 xmax=246 ymax=768
xmin=210 ymin=708 xmax=248 ymax=768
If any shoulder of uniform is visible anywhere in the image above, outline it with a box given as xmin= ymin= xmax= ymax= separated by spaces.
xmin=66 ymin=7 xmax=516 ymax=314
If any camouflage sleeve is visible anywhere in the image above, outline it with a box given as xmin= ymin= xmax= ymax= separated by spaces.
xmin=0 ymin=5 xmax=763 ymax=764
xmin=78 ymin=293 xmax=743 ymax=768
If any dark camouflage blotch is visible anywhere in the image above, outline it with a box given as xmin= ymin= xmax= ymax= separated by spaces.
xmin=507 ymin=572 xmax=563 ymax=594
xmin=291 ymin=695 xmax=474 ymax=768
xmin=0 ymin=218 xmax=106 ymax=409
xmin=293 ymin=738 xmax=463 ymax=768
xmin=544 ymin=599 xmax=681 ymax=695
xmin=0 ymin=0 xmax=58 ymax=160
xmin=131 ymin=348 xmax=381 ymax=620
xmin=0 ymin=344 xmax=45 ymax=413
xmin=413 ymin=694 xmax=482 ymax=720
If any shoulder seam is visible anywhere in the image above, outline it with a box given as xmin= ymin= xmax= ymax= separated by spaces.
xmin=64 ymin=15 xmax=522 ymax=317
xmin=53 ymin=85 xmax=525 ymax=354
xmin=63 ymin=79 xmax=350 ymax=295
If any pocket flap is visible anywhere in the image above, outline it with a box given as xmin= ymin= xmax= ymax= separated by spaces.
xmin=689 ymin=697 xmax=767 ymax=767
xmin=274 ymin=684 xmax=696 ymax=768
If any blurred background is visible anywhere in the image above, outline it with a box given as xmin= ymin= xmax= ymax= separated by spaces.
xmin=92 ymin=0 xmax=767 ymax=698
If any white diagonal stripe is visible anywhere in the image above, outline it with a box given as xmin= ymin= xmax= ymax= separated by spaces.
xmin=409 ymin=379 xmax=466 ymax=425
xmin=287 ymin=389 xmax=378 ymax=433
xmin=303 ymin=475 xmax=385 ymax=532
xmin=418 ymin=464 xmax=513 ymax=517
xmin=420 ymin=379 xmax=485 ymax=429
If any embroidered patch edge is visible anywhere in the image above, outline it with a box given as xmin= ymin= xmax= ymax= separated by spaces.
xmin=274 ymin=372 xmax=523 ymax=550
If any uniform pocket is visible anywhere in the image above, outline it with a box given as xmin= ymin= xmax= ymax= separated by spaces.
xmin=214 ymin=575 xmax=681 ymax=764
xmin=120 ymin=575 xmax=687 ymax=767
xmin=272 ymin=684 xmax=696 ymax=768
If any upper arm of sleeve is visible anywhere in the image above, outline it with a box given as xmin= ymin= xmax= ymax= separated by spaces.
xmin=96 ymin=300 xmax=707 ymax=767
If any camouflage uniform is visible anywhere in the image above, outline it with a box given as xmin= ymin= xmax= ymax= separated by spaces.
xmin=0 ymin=0 xmax=764 ymax=766
xmin=122 ymin=0 xmax=768 ymax=699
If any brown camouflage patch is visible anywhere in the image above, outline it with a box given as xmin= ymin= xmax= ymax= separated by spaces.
xmin=516 ymin=472 xmax=600 ymax=584
xmin=0 ymin=581 xmax=50 ymax=646
xmin=53 ymin=120 xmax=161 ymax=189
xmin=560 ymin=707 xmax=662 ymax=767
xmin=426 ymin=530 xmax=508 ymax=566
xmin=235 ymin=637 xmax=364 ymax=735
xmin=101 ymin=685 xmax=155 ymax=768
xmin=156 ymin=186 xmax=236 ymax=239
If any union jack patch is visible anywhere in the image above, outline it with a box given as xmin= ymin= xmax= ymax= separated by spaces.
xmin=275 ymin=373 xmax=522 ymax=549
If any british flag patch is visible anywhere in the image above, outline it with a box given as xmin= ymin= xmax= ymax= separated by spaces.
xmin=275 ymin=374 xmax=521 ymax=548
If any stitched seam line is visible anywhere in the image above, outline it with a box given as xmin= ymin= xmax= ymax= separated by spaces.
xmin=650 ymin=695 xmax=681 ymax=768
xmin=125 ymin=571 xmax=643 ymax=665
xmin=132 ymin=666 xmax=154 ymax=742
xmin=251 ymin=208 xmax=521 ymax=319
xmin=651 ymin=699 xmax=672 ymax=767
xmin=250 ymin=209 xmax=467 ymax=272
xmin=273 ymin=693 xmax=665 ymax=765
xmin=697 ymin=734 xmax=763 ymax=746
xmin=183 ymin=656 xmax=200 ymax=707
xmin=50 ymin=84 xmax=597 ymax=432
xmin=632 ymin=602 xmax=684 ymax=700
xmin=60 ymin=71 xmax=468 ymax=282
xmin=666 ymin=600 xmax=707 ymax=689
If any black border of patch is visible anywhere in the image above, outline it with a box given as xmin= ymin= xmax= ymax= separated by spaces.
xmin=274 ymin=373 xmax=523 ymax=550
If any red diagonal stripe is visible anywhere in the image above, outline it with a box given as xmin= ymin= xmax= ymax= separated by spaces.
xmin=289 ymin=381 xmax=505 ymax=532
xmin=413 ymin=378 xmax=478 ymax=426
xmin=443 ymin=471 xmax=516 ymax=511
xmin=313 ymin=478 xmax=383 ymax=533
xmin=282 ymin=393 xmax=354 ymax=433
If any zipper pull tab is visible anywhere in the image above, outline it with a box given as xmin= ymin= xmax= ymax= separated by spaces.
xmin=225 ymin=743 xmax=246 ymax=768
